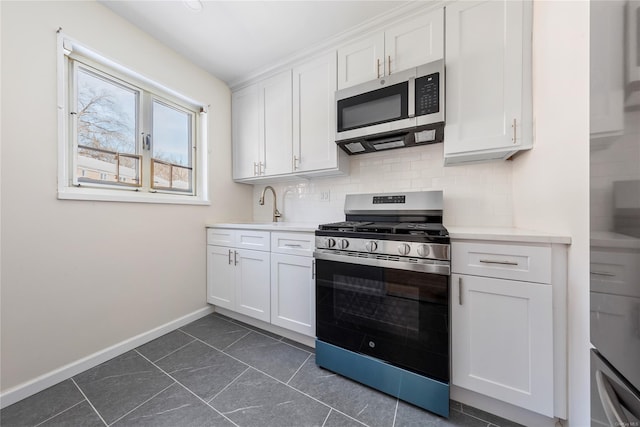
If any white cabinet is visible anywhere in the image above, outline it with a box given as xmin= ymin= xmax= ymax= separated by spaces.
xmin=444 ymin=0 xmax=533 ymax=165
xmin=232 ymin=70 xmax=292 ymax=180
xmin=337 ymin=9 xmax=444 ymax=89
xmin=451 ymin=240 xmax=564 ymax=418
xmin=270 ymin=232 xmax=315 ymax=337
xmin=207 ymin=227 xmax=316 ymax=338
xmin=206 ymin=229 xmax=271 ymax=322
xmin=590 ymin=0 xmax=625 ymax=140
xmin=293 ymin=53 xmax=347 ymax=175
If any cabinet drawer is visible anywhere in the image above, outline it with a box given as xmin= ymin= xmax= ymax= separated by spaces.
xmin=236 ymin=230 xmax=270 ymax=251
xmin=591 ymin=248 xmax=640 ymax=298
xmin=452 ymin=242 xmax=551 ymax=284
xmin=271 ymin=232 xmax=314 ymax=257
xmin=207 ymin=228 xmax=235 ymax=246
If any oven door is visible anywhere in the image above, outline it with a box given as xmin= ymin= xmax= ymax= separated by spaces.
xmin=315 ymin=253 xmax=450 ymax=383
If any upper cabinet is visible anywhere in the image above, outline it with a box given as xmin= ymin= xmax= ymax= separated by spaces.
xmin=232 ymin=54 xmax=348 ymax=182
xmin=232 ymin=70 xmax=292 ymax=180
xmin=337 ymin=9 xmax=444 ymax=90
xmin=443 ymin=0 xmax=533 ymax=165
xmin=293 ymin=53 xmax=348 ymax=175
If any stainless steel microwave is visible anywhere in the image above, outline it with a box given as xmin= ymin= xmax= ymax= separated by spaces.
xmin=335 ymin=59 xmax=445 ymax=155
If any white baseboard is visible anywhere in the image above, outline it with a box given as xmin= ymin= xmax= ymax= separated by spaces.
xmin=0 ymin=306 xmax=214 ymax=409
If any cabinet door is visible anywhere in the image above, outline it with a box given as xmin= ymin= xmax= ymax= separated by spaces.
xmin=451 ymin=273 xmax=554 ymax=416
xmin=260 ymin=70 xmax=293 ymax=177
xmin=337 ymin=33 xmax=385 ymax=90
xmin=293 ymin=53 xmax=338 ymax=173
xmin=270 ymin=254 xmax=315 ymax=337
xmin=235 ymin=249 xmax=271 ymax=322
xmin=384 ymin=9 xmax=444 ymax=75
xmin=206 ymin=245 xmax=236 ymax=310
xmin=232 ymin=83 xmax=261 ymax=180
xmin=444 ymin=0 xmax=529 ymax=162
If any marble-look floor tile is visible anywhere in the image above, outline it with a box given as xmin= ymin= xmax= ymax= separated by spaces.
xmin=288 ymin=356 xmax=398 ymax=427
xmin=0 ymin=380 xmax=84 ymax=427
xmin=73 ymin=350 xmax=174 ymax=425
xmin=210 ymin=368 xmax=330 ymax=427
xmin=112 ymin=383 xmax=234 ymax=427
xmin=458 ymin=404 xmax=525 ymax=427
xmin=39 ymin=401 xmax=104 ymax=427
xmin=180 ymin=314 xmax=250 ymax=350
xmin=136 ymin=330 xmax=194 ymax=362
xmin=155 ymin=340 xmax=247 ymax=402
xmin=225 ymin=331 xmax=311 ymax=382
xmin=395 ymin=400 xmax=490 ymax=427
xmin=323 ymin=409 xmax=368 ymax=427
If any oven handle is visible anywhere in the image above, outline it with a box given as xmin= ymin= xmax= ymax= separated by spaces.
xmin=313 ymin=250 xmax=450 ymax=276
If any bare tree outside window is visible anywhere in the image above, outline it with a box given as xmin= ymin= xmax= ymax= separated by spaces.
xmin=76 ymin=68 xmax=140 ymax=185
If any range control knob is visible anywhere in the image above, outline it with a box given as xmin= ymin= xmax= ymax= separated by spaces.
xmin=325 ymin=238 xmax=336 ymax=248
xmin=398 ymin=243 xmax=411 ymax=256
xmin=365 ymin=241 xmax=378 ymax=252
xmin=338 ymin=239 xmax=350 ymax=250
xmin=417 ymin=244 xmax=430 ymax=258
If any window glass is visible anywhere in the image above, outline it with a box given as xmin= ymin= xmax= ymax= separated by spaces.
xmin=152 ymin=100 xmax=192 ymax=192
xmin=76 ymin=68 xmax=140 ymax=186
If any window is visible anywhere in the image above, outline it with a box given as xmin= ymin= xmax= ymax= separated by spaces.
xmin=57 ymin=32 xmax=208 ymax=204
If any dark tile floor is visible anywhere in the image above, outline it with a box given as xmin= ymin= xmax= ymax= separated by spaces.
xmin=1 ymin=313 xmax=523 ymax=427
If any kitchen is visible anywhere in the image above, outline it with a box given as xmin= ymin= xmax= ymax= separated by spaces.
xmin=0 ymin=1 xmax=594 ymax=426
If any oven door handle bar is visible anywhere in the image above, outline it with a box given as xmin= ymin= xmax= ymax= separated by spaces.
xmin=313 ymin=250 xmax=450 ymax=276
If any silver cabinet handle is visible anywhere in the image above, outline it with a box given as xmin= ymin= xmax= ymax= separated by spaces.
xmin=284 ymin=244 xmax=303 ymax=248
xmin=253 ymin=162 xmax=258 ymax=176
xmin=312 ymin=260 xmax=316 ymax=280
xmin=458 ymin=277 xmax=463 ymax=305
xmin=512 ymin=118 xmax=517 ymax=144
xmin=591 ymin=271 xmax=616 ymax=277
xmin=387 ymin=56 xmax=391 ymax=75
xmin=596 ymin=370 xmax=630 ymax=427
xmin=228 ymin=249 xmax=233 ymax=265
xmin=479 ymin=259 xmax=518 ymax=266
xmin=293 ymin=155 xmax=299 ymax=170
xmin=376 ymin=58 xmax=381 ymax=79
xmin=234 ymin=251 xmax=238 ymax=266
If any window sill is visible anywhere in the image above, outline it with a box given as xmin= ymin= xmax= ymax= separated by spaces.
xmin=57 ymin=186 xmax=210 ymax=206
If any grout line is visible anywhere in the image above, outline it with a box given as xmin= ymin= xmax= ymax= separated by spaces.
xmin=286 ymin=352 xmax=312 ymax=385
xmin=135 ymin=349 xmax=241 ymax=427
xmin=107 ymin=376 xmax=175 ymax=426
xmin=206 ymin=367 xmax=251 ymax=404
xmin=32 ymin=400 xmax=87 ymax=427
xmin=391 ymin=398 xmax=399 ymax=427
xmin=320 ymin=408 xmax=332 ymax=427
xmin=221 ymin=330 xmax=252 ymax=352
xmin=70 ymin=378 xmax=109 ymax=427
xmin=151 ymin=338 xmax=196 ymax=364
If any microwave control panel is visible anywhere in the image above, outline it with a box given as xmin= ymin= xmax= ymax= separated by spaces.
xmin=415 ymin=73 xmax=440 ymax=116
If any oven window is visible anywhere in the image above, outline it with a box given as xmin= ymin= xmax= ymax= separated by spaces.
xmin=337 ymin=82 xmax=409 ymax=132
xmin=316 ymin=259 xmax=449 ymax=382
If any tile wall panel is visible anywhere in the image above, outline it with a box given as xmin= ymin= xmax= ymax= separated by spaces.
xmin=252 ymin=144 xmax=514 ymax=227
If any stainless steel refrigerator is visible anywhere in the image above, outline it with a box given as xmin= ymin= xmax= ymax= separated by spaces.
xmin=590 ymin=1 xmax=640 ymax=425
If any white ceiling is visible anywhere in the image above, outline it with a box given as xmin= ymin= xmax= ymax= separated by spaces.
xmin=99 ymin=0 xmax=411 ymax=87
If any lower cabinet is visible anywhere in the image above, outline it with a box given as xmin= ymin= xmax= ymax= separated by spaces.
xmin=206 ymin=227 xmax=315 ymax=338
xmin=206 ymin=245 xmax=270 ymax=322
xmin=451 ymin=240 xmax=567 ymax=419
xmin=451 ymin=273 xmax=554 ymax=416
xmin=270 ymin=253 xmax=315 ymax=336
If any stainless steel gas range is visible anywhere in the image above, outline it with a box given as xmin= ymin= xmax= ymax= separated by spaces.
xmin=313 ymin=190 xmax=451 ymax=418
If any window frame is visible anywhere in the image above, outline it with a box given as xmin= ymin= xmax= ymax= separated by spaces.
xmin=57 ymin=32 xmax=209 ymax=205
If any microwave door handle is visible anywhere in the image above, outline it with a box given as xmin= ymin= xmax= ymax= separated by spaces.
xmin=408 ymin=77 xmax=415 ymax=118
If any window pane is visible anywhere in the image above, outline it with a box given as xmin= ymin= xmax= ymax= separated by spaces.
xmin=152 ymin=100 xmax=193 ymax=192
xmin=76 ymin=68 xmax=138 ymax=186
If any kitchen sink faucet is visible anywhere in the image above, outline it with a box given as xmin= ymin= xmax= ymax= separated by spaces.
xmin=258 ymin=186 xmax=282 ymax=222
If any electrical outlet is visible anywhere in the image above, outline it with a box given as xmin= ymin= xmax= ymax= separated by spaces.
xmin=320 ymin=191 xmax=330 ymax=202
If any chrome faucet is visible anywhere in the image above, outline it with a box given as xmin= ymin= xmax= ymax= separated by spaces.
xmin=258 ymin=186 xmax=282 ymax=222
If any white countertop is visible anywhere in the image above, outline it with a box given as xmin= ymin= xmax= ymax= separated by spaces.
xmin=447 ymin=226 xmax=572 ymax=245
xmin=207 ymin=222 xmax=320 ymax=233
xmin=207 ymin=222 xmax=572 ymax=244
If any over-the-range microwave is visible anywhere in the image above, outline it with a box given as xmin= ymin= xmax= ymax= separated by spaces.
xmin=335 ymin=59 xmax=445 ymax=155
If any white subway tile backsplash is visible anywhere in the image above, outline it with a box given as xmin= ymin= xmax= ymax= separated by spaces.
xmin=252 ymin=143 xmax=514 ymax=226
